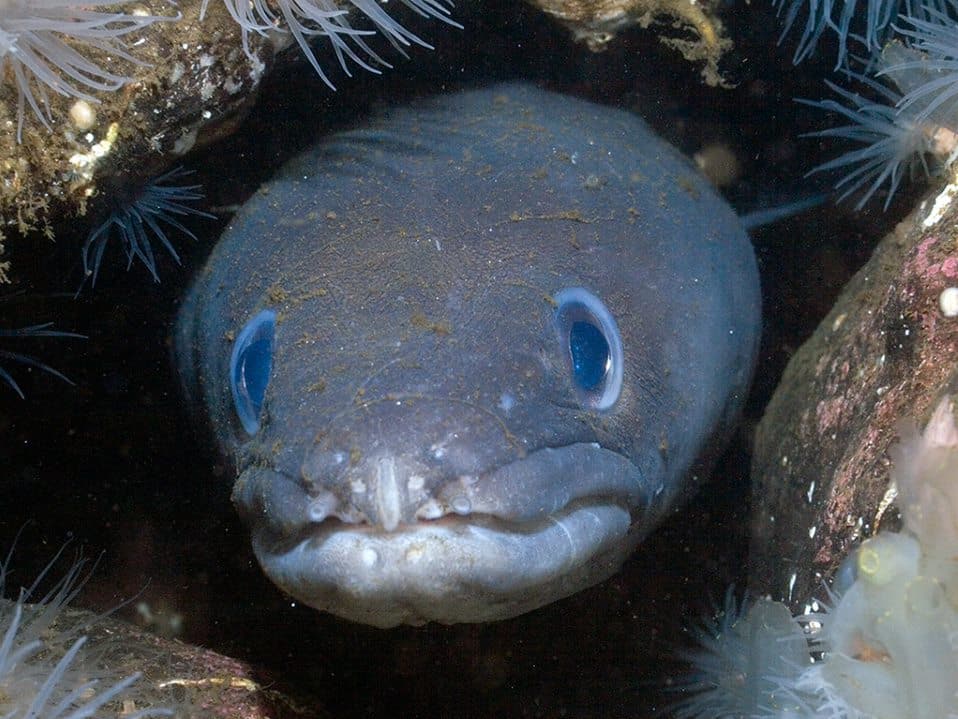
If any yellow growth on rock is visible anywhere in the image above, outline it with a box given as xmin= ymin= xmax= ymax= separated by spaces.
xmin=522 ymin=0 xmax=732 ymax=86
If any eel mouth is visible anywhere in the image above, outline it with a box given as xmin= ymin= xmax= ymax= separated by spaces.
xmin=239 ymin=443 xmax=654 ymax=627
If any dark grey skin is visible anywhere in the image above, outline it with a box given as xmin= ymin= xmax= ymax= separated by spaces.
xmin=175 ymin=84 xmax=761 ymax=627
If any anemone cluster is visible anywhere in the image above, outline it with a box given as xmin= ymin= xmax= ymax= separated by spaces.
xmin=0 ymin=0 xmax=458 ymax=284
xmin=0 ymin=0 xmax=457 ymax=139
xmin=674 ymin=396 xmax=958 ymax=718
xmin=782 ymin=0 xmax=958 ymax=208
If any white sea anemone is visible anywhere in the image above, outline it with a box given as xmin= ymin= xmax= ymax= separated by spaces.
xmin=0 ymin=542 xmax=172 ymax=718
xmin=0 ymin=0 xmax=174 ymax=141
xmin=202 ymin=0 xmax=461 ymax=89
xmin=800 ymin=75 xmax=939 ymax=210
xmin=775 ymin=0 xmax=909 ymax=67
xmin=672 ymin=590 xmax=815 ymax=718
xmin=675 ymin=397 xmax=958 ymax=718
xmin=880 ymin=1 xmax=958 ymax=126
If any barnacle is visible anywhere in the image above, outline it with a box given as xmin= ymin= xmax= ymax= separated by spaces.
xmin=82 ymin=167 xmax=214 ymax=287
xmin=0 ymin=0 xmax=176 ymax=141
xmin=201 ymin=0 xmax=461 ymax=89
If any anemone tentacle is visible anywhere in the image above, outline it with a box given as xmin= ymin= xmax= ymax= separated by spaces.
xmin=0 ymin=322 xmax=83 ymax=398
xmin=801 ymin=75 xmax=939 ymax=209
xmin=0 ymin=0 xmax=178 ymax=141
xmin=881 ymin=1 xmax=958 ymax=126
xmin=201 ymin=0 xmax=461 ymax=89
xmin=776 ymin=0 xmax=910 ymax=67
xmin=0 ymin=542 xmax=172 ymax=718
xmin=82 ymin=167 xmax=214 ymax=288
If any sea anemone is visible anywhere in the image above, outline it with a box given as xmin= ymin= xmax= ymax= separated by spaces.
xmin=674 ymin=397 xmax=958 ymax=718
xmin=671 ymin=589 xmax=815 ymax=718
xmin=800 ymin=74 xmax=940 ymax=209
xmin=82 ymin=167 xmax=214 ymax=287
xmin=773 ymin=0 xmax=956 ymax=66
xmin=202 ymin=0 xmax=461 ymax=89
xmin=879 ymin=1 xmax=958 ymax=126
xmin=774 ymin=0 xmax=907 ymax=66
xmin=783 ymin=0 xmax=958 ymax=210
xmin=0 ymin=541 xmax=172 ymax=718
xmin=0 ymin=321 xmax=83 ymax=398
xmin=0 ymin=0 xmax=176 ymax=142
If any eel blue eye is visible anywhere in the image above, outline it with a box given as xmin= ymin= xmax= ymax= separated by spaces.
xmin=569 ymin=321 xmax=609 ymax=390
xmin=230 ymin=309 xmax=276 ymax=436
xmin=554 ymin=288 xmax=623 ymax=411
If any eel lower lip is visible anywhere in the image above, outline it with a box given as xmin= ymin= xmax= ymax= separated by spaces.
xmin=249 ymin=444 xmax=655 ymax=627
xmin=253 ymin=503 xmax=634 ymax=626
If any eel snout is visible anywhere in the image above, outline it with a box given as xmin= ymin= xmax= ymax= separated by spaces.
xmin=233 ymin=416 xmax=650 ymax=626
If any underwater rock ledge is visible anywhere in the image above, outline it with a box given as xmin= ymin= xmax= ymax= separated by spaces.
xmin=0 ymin=551 xmax=322 ymax=719
xmin=86 ymin=609 xmax=324 ymax=719
xmin=0 ymin=0 xmax=272 ymax=251
xmin=0 ymin=0 xmax=464 ymax=279
xmin=750 ymin=175 xmax=958 ymax=609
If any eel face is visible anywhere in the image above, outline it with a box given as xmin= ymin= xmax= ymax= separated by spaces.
xmin=175 ymin=83 xmax=761 ymax=627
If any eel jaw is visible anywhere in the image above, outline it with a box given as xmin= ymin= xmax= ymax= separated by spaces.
xmin=239 ymin=443 xmax=654 ymax=627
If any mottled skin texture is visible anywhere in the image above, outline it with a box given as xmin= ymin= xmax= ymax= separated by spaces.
xmin=175 ymin=84 xmax=760 ymax=627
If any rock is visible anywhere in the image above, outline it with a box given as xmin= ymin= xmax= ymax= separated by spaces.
xmin=0 ymin=0 xmax=272 ymax=250
xmin=0 ymin=0 xmax=460 ymax=281
xmin=7 ymin=597 xmax=322 ymax=719
xmin=749 ymin=181 xmax=958 ymax=610
xmin=521 ymin=0 xmax=732 ymax=85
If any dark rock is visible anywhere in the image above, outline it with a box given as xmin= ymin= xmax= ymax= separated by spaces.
xmin=750 ymin=183 xmax=958 ymax=609
xmin=38 ymin=601 xmax=324 ymax=719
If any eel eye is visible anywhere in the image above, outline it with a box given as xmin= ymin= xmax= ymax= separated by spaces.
xmin=553 ymin=288 xmax=623 ymax=411
xmin=230 ymin=309 xmax=276 ymax=435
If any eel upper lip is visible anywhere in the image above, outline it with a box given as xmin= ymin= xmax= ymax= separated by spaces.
xmin=427 ymin=443 xmax=650 ymax=523
xmin=298 ymin=442 xmax=650 ymax=532
xmin=239 ymin=443 xmax=650 ymax=542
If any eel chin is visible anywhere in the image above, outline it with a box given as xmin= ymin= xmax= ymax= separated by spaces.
xmin=239 ymin=443 xmax=652 ymax=627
